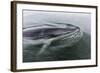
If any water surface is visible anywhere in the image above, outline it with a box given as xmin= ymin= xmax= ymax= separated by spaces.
xmin=23 ymin=10 xmax=91 ymax=62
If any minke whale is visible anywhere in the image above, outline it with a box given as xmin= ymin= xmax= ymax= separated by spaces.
xmin=23 ymin=23 xmax=83 ymax=55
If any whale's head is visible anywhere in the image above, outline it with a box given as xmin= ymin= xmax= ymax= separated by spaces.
xmin=23 ymin=23 xmax=83 ymax=55
xmin=23 ymin=23 xmax=81 ymax=40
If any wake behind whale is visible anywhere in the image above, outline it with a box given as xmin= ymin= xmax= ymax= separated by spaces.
xmin=23 ymin=23 xmax=83 ymax=55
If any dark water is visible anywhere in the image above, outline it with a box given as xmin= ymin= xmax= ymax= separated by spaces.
xmin=23 ymin=32 xmax=91 ymax=62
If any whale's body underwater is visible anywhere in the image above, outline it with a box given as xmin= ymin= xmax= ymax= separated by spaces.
xmin=23 ymin=23 xmax=83 ymax=55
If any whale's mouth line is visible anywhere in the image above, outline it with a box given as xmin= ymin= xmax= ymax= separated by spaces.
xmin=24 ymin=29 xmax=80 ymax=40
xmin=23 ymin=27 xmax=80 ymax=40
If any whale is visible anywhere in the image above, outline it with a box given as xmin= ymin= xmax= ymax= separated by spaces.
xmin=23 ymin=23 xmax=83 ymax=55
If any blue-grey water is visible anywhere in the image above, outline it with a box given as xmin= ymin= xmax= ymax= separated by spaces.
xmin=23 ymin=10 xmax=91 ymax=62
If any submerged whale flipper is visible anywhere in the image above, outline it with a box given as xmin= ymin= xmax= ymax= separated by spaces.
xmin=36 ymin=39 xmax=53 ymax=56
